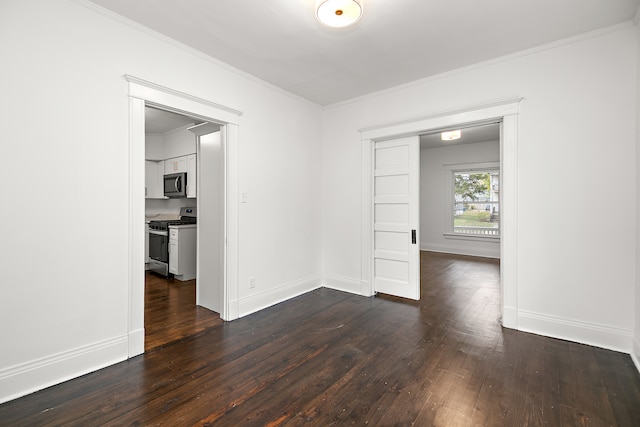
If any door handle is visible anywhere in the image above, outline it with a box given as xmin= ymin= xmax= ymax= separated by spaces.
xmin=175 ymin=177 xmax=180 ymax=192
xmin=411 ymin=229 xmax=416 ymax=245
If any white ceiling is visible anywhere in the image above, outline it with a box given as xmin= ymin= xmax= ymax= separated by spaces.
xmin=88 ymin=0 xmax=639 ymax=106
xmin=145 ymin=106 xmax=200 ymax=133
xmin=420 ymin=123 xmax=500 ymax=149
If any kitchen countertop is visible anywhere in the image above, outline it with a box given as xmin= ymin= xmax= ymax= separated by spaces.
xmin=145 ymin=214 xmax=181 ymax=222
xmin=168 ymin=224 xmax=197 ymax=229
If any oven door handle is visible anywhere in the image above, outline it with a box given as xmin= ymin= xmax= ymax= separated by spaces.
xmin=148 ymin=229 xmax=168 ymax=236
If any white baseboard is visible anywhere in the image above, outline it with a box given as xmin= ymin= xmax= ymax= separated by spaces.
xmin=518 ymin=309 xmax=632 ymax=353
xmin=237 ymin=275 xmax=322 ymax=318
xmin=0 ymin=335 xmax=128 ymax=404
xmin=128 ymin=328 xmax=145 ymax=357
xmin=226 ymin=299 xmax=240 ymax=321
xmin=323 ymin=275 xmax=363 ymax=295
xmin=421 ymin=243 xmax=500 ymax=259
xmin=632 ymin=333 xmax=640 ymax=374
xmin=502 ymin=305 xmax=518 ymax=329
xmin=4 ymin=287 xmax=636 ymax=406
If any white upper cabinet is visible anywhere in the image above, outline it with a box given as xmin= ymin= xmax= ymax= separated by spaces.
xmin=145 ymin=160 xmax=165 ymax=199
xmin=160 ymin=154 xmax=197 ymax=198
xmin=164 ymin=156 xmax=188 ymax=174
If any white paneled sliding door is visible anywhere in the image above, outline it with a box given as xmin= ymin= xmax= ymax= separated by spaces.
xmin=373 ymin=136 xmax=420 ymax=300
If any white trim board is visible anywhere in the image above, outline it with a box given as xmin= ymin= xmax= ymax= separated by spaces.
xmin=323 ymin=275 xmax=363 ymax=295
xmin=518 ymin=310 xmax=633 ymax=354
xmin=360 ymin=98 xmax=520 ymax=139
xmin=632 ymin=334 xmax=640 ymax=374
xmin=236 ymin=275 xmax=322 ymax=318
xmin=125 ymin=75 xmax=242 ymax=125
xmin=0 ymin=336 xmax=128 ymax=404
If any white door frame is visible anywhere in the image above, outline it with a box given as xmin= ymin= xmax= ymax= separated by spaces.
xmin=360 ymin=98 xmax=522 ymax=329
xmin=125 ymin=75 xmax=242 ymax=357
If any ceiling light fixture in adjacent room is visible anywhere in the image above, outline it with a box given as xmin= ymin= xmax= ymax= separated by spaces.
xmin=441 ymin=130 xmax=461 ymax=141
xmin=316 ymin=0 xmax=363 ymax=28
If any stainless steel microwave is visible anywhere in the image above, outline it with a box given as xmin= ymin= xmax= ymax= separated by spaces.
xmin=164 ymin=172 xmax=187 ymax=198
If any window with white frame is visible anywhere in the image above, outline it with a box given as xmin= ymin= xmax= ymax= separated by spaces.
xmin=452 ymin=167 xmax=500 ymax=237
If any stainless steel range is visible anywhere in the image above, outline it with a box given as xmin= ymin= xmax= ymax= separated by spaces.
xmin=148 ymin=207 xmax=196 ymax=277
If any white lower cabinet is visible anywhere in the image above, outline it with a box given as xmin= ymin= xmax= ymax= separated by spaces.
xmin=168 ymin=239 xmax=178 ymax=273
xmin=168 ymin=226 xmax=197 ymax=281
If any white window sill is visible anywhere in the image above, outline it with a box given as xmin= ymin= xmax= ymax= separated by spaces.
xmin=443 ymin=233 xmax=500 ymax=242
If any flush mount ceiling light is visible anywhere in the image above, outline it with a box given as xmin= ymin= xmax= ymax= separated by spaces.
xmin=441 ymin=130 xmax=461 ymax=141
xmin=316 ymin=0 xmax=363 ymax=28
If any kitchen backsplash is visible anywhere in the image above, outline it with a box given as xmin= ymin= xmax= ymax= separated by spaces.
xmin=146 ymin=197 xmax=196 ymax=216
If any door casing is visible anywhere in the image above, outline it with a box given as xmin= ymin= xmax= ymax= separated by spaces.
xmin=360 ymin=98 xmax=521 ymax=329
xmin=126 ymin=75 xmax=242 ymax=357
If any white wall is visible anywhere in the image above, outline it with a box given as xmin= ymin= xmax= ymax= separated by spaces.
xmin=322 ymin=24 xmax=637 ymax=352
xmin=420 ymin=141 xmax=500 ymax=258
xmin=145 ymin=133 xmax=165 ymax=160
xmin=0 ymin=0 xmax=322 ymax=403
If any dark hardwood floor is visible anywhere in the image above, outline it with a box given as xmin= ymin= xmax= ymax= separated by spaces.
xmin=2 ymin=252 xmax=640 ymax=426
xmin=144 ymin=272 xmax=221 ymax=352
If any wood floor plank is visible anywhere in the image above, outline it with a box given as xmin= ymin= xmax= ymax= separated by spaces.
xmin=1 ymin=253 xmax=640 ymax=426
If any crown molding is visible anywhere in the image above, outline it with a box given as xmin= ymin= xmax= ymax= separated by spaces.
xmin=71 ymin=0 xmax=322 ymax=110
xmin=325 ymin=21 xmax=634 ymax=110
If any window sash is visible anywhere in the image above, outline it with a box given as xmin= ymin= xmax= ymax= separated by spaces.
xmin=451 ymin=167 xmax=500 ymax=237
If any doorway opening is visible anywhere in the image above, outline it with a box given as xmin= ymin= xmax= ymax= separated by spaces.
xmin=418 ymin=122 xmax=501 ymax=255
xmin=143 ymin=106 xmax=223 ymax=351
xmin=360 ymin=98 xmax=520 ymax=329
xmin=417 ymin=122 xmax=501 ymax=307
xmin=126 ymin=75 xmax=242 ymax=358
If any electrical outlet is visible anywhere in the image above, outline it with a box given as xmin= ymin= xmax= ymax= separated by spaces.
xmin=248 ymin=276 xmax=255 ymax=289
